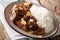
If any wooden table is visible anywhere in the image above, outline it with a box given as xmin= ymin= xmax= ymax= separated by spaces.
xmin=0 ymin=20 xmax=10 ymax=40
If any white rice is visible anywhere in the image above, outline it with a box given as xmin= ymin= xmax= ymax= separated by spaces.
xmin=30 ymin=5 xmax=54 ymax=33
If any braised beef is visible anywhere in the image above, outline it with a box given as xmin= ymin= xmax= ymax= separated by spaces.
xmin=33 ymin=28 xmax=45 ymax=35
xmin=30 ymin=24 xmax=38 ymax=31
xmin=10 ymin=2 xmax=45 ymax=36
xmin=16 ymin=20 xmax=28 ymax=31
xmin=23 ymin=15 xmax=30 ymax=21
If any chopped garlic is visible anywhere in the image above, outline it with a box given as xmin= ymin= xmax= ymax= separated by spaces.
xmin=13 ymin=4 xmax=17 ymax=8
xmin=29 ymin=19 xmax=34 ymax=22
xmin=26 ymin=11 xmax=31 ymax=16
xmin=21 ymin=18 xmax=26 ymax=25
xmin=21 ymin=18 xmax=24 ymax=20
xmin=37 ymin=22 xmax=45 ymax=28
xmin=24 ymin=2 xmax=31 ymax=6
xmin=19 ymin=7 xmax=23 ymax=10
xmin=38 ymin=35 xmax=43 ymax=38
xmin=38 ymin=23 xmax=42 ymax=28
xmin=28 ymin=30 xmax=33 ymax=35
xmin=12 ymin=10 xmax=16 ymax=14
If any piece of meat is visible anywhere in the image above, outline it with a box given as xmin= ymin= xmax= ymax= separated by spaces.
xmin=33 ymin=28 xmax=45 ymax=35
xmin=10 ymin=8 xmax=24 ymax=23
xmin=23 ymin=15 xmax=30 ymax=21
xmin=9 ymin=4 xmax=23 ymax=21
xmin=12 ymin=4 xmax=19 ymax=12
xmin=27 ymin=20 xmax=35 ymax=26
xmin=18 ymin=3 xmax=24 ymax=10
xmin=13 ymin=15 xmax=22 ymax=24
xmin=16 ymin=20 xmax=28 ymax=31
xmin=10 ymin=10 xmax=23 ymax=24
xmin=16 ymin=20 xmax=23 ymax=27
xmin=18 ymin=10 xmax=25 ymax=16
xmin=27 ymin=19 xmax=38 ymax=31
xmin=23 ymin=5 xmax=29 ymax=11
xmin=30 ymin=24 xmax=39 ymax=31
xmin=9 ymin=10 xmax=16 ymax=21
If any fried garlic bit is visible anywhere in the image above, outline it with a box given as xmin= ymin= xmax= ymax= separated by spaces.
xmin=12 ymin=5 xmax=17 ymax=14
xmin=12 ymin=4 xmax=19 ymax=12
xmin=29 ymin=19 xmax=34 ymax=22
xmin=13 ymin=4 xmax=17 ymax=8
xmin=12 ymin=10 xmax=16 ymax=14
xmin=38 ymin=35 xmax=43 ymax=38
xmin=28 ymin=30 xmax=33 ymax=35
xmin=19 ymin=6 xmax=23 ymax=10
xmin=24 ymin=1 xmax=31 ymax=6
xmin=21 ymin=18 xmax=26 ymax=25
xmin=37 ymin=22 xmax=42 ymax=28
xmin=26 ymin=11 xmax=31 ymax=16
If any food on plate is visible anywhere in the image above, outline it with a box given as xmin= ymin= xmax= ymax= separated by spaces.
xmin=9 ymin=1 xmax=54 ymax=37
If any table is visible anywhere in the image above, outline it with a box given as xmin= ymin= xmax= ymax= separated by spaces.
xmin=0 ymin=20 xmax=10 ymax=40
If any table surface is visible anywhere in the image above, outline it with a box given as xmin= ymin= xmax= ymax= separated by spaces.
xmin=0 ymin=20 xmax=10 ymax=40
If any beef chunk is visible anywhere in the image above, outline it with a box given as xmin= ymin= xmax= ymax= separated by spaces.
xmin=16 ymin=20 xmax=28 ymax=31
xmin=23 ymin=5 xmax=29 ymax=11
xmin=30 ymin=24 xmax=39 ymax=31
xmin=23 ymin=15 xmax=30 ymax=21
xmin=33 ymin=28 xmax=45 ymax=35
xmin=18 ymin=10 xmax=26 ymax=16
xmin=13 ymin=15 xmax=22 ymax=24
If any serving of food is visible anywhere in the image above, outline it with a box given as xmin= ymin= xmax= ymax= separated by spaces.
xmin=4 ymin=1 xmax=58 ymax=38
xmin=9 ymin=2 xmax=45 ymax=35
